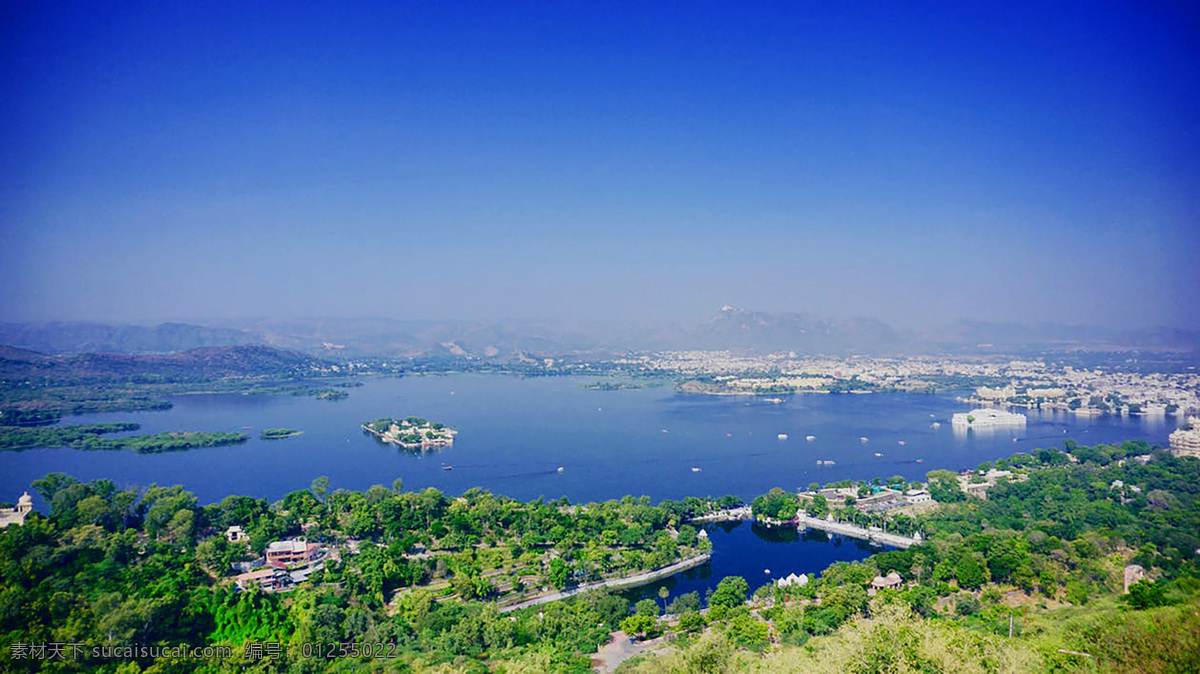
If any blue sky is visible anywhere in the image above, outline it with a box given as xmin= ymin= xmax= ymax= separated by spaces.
xmin=3 ymin=1 xmax=1198 ymax=328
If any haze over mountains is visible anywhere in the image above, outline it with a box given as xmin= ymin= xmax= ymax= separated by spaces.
xmin=2 ymin=307 xmax=1198 ymax=358
xmin=0 ymin=343 xmax=325 ymax=383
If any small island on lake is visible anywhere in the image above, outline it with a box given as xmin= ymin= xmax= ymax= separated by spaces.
xmin=259 ymin=428 xmax=303 ymax=440
xmin=362 ymin=416 xmax=456 ymax=449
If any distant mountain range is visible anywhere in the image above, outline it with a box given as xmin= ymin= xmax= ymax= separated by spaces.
xmin=0 ymin=343 xmax=328 ymax=382
xmin=2 ymin=309 xmax=1197 ymax=358
xmin=689 ymin=306 xmax=904 ymax=354
xmin=0 ymin=322 xmax=260 ymax=355
xmin=923 ymin=321 xmax=1200 ymax=352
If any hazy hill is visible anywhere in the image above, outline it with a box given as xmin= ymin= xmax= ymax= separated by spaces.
xmin=0 ymin=322 xmax=260 ymax=355
xmin=687 ymin=306 xmax=907 ymax=354
xmin=0 ymin=344 xmax=329 ymax=383
xmin=4 ymin=312 xmax=1197 ymax=359
xmin=929 ymin=321 xmax=1200 ymax=352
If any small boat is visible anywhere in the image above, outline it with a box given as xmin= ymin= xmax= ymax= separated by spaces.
xmin=777 ymin=433 xmax=788 ymax=440
xmin=931 ymin=422 xmax=941 ymax=429
xmin=725 ymin=433 xmax=732 ymax=438
xmin=874 ymin=452 xmax=883 ymax=457
xmin=691 ymin=467 xmax=701 ymax=472
xmin=898 ymin=440 xmax=906 ymax=446
xmin=915 ymin=458 xmax=924 ymax=463
xmin=764 ymin=569 xmax=771 ymax=574
xmin=860 ymin=436 xmax=869 ymax=443
xmin=442 ymin=465 xmax=454 ymax=471
xmin=556 ymin=466 xmax=564 ymax=473
xmin=661 ymin=428 xmax=669 ymax=434
xmin=806 ymin=435 xmax=816 ymax=441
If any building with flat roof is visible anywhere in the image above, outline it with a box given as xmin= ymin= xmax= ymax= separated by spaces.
xmin=266 ymin=540 xmax=321 ymax=568
xmin=1169 ymin=418 xmax=1200 ymax=459
xmin=235 ymin=569 xmax=280 ymax=592
xmin=904 ymin=489 xmax=932 ymax=504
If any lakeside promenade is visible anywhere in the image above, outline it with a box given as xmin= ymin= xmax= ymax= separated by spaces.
xmin=687 ymin=507 xmax=920 ymax=549
xmin=795 ymin=513 xmax=921 ymax=548
xmin=689 ymin=506 xmax=752 ymax=523
xmin=497 ymin=553 xmax=712 ymax=613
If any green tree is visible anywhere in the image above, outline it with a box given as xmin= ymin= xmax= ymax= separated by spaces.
xmin=548 ymin=557 xmax=569 ymax=591
xmin=954 ymin=555 xmax=988 ymax=590
xmin=620 ymin=614 xmax=658 ymax=638
xmin=709 ymin=576 xmax=749 ymax=609
xmin=809 ymin=494 xmax=830 ymax=518
xmin=311 ymin=476 xmax=330 ymax=502
xmin=1126 ymin=580 xmax=1169 ymax=609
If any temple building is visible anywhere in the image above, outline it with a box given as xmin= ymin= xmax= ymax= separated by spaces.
xmin=0 ymin=492 xmax=33 ymax=528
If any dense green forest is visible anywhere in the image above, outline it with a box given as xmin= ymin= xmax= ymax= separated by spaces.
xmin=0 ymin=442 xmax=1197 ymax=671
xmin=0 ymin=472 xmax=725 ymax=672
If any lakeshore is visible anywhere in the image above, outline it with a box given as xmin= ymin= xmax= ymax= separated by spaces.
xmin=498 ymin=553 xmax=713 ymax=613
xmin=795 ymin=512 xmax=921 ymax=548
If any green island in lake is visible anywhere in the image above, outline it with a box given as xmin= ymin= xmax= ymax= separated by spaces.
xmin=0 ymin=422 xmax=247 ymax=453
xmin=362 ymin=416 xmax=456 ymax=449
xmin=259 ymin=428 xmax=303 ymax=440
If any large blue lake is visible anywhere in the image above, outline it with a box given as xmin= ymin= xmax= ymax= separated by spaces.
xmin=0 ymin=374 xmax=1171 ymax=505
xmin=0 ymin=374 xmax=1173 ymax=603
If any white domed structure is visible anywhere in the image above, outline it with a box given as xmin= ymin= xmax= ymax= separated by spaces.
xmin=0 ymin=492 xmax=33 ymax=528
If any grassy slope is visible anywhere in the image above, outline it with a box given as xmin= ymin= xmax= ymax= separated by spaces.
xmin=620 ymin=596 xmax=1200 ymax=673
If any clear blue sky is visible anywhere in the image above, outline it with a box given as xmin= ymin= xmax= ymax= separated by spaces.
xmin=3 ymin=1 xmax=1198 ymax=329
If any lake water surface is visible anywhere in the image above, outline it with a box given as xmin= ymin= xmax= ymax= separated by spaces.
xmin=620 ymin=520 xmax=882 ymax=608
xmin=0 ymin=374 xmax=1171 ymax=506
xmin=0 ymin=374 xmax=1172 ymax=606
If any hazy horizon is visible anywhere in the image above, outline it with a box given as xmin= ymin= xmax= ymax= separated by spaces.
xmin=4 ymin=3 xmax=1199 ymax=331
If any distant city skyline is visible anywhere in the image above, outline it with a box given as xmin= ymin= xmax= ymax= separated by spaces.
xmin=3 ymin=2 xmax=1198 ymax=330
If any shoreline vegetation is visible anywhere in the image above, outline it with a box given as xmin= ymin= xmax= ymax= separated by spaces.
xmin=0 ymin=423 xmax=248 ymax=452
xmin=0 ymin=440 xmax=1196 ymax=671
xmin=582 ymin=378 xmax=667 ymax=391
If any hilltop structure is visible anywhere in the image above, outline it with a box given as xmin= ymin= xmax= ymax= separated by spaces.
xmin=1169 ymin=417 xmax=1200 ymax=458
xmin=0 ymin=492 xmax=33 ymax=528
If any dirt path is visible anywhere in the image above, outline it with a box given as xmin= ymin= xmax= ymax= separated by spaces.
xmin=591 ymin=631 xmax=672 ymax=673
